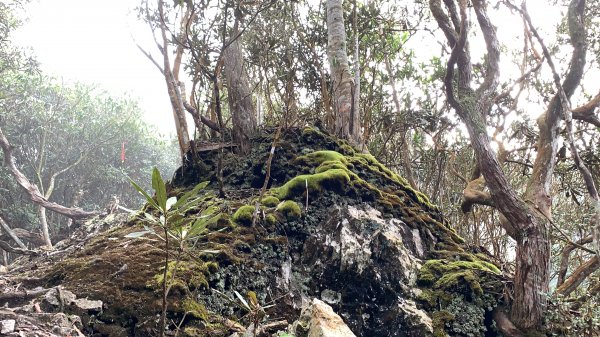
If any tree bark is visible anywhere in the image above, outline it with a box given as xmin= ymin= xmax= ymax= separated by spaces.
xmin=158 ymin=0 xmax=191 ymax=159
xmin=326 ymin=0 xmax=361 ymax=146
xmin=556 ymin=255 xmax=600 ymax=297
xmin=428 ymin=0 xmax=554 ymax=329
xmin=37 ymin=206 xmax=52 ymax=248
xmin=223 ymin=36 xmax=256 ymax=154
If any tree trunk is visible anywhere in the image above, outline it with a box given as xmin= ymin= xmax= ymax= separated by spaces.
xmin=37 ymin=206 xmax=53 ymax=248
xmin=511 ymin=225 xmax=550 ymax=327
xmin=158 ymin=0 xmax=190 ymax=159
xmin=352 ymin=0 xmax=361 ymax=145
xmin=326 ymin=0 xmax=361 ymax=146
xmin=224 ymin=37 xmax=256 ymax=154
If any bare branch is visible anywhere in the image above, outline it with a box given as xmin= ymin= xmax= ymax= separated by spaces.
xmin=135 ymin=43 xmax=164 ymax=73
xmin=461 ymin=176 xmax=495 ymax=213
xmin=182 ymin=100 xmax=221 ymax=132
xmin=0 ymin=127 xmax=97 ymax=220
xmin=556 ymin=255 xmax=599 ymax=297
xmin=472 ymin=0 xmax=501 ymax=103
xmin=557 ymin=235 xmax=593 ymax=287
xmin=0 ymin=215 xmax=27 ymax=250
xmin=572 ymin=91 xmax=600 ymax=127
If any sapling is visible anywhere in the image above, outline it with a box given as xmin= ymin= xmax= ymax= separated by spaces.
xmin=127 ymin=168 xmax=213 ymax=337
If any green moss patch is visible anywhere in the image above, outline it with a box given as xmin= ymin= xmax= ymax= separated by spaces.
xmin=260 ymin=196 xmax=280 ymax=207
xmin=275 ymin=169 xmax=351 ymax=199
xmin=148 ymin=260 xmax=218 ymax=293
xmin=276 ymin=200 xmax=302 ymax=220
xmin=418 ymin=259 xmax=500 ymax=297
xmin=232 ymin=205 xmax=255 ymax=226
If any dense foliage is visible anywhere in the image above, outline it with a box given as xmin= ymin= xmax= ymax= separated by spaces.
xmin=0 ymin=1 xmax=178 ymax=249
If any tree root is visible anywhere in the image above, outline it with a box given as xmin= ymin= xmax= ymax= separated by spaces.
xmin=492 ymin=308 xmax=525 ymax=337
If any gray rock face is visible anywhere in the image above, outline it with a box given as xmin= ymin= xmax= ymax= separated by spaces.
xmin=295 ymin=204 xmax=433 ymax=336
xmin=292 ymin=298 xmax=356 ymax=337
xmin=206 ymin=202 xmax=436 ymax=336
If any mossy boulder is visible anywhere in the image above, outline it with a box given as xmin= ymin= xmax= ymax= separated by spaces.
xmin=232 ymin=205 xmax=255 ymax=226
xmin=13 ymin=127 xmax=505 ymax=337
xmin=275 ymin=200 xmax=302 ymax=220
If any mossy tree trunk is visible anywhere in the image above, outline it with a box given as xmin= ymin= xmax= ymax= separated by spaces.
xmin=429 ymin=0 xmax=587 ymax=330
xmin=326 ymin=0 xmax=362 ymax=147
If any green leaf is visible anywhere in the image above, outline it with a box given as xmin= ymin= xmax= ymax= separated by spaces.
xmin=401 ymin=31 xmax=409 ymax=44
xmin=172 ymin=181 xmax=209 ymax=209
xmin=186 ymin=216 xmax=210 ymax=238
xmin=152 ymin=167 xmax=167 ymax=211
xmin=129 ymin=177 xmax=160 ymax=210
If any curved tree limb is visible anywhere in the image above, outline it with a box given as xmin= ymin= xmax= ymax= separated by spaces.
xmin=555 ymin=255 xmax=599 ymax=297
xmin=557 ymin=235 xmax=593 ymax=287
xmin=182 ymin=100 xmax=221 ymax=132
xmin=472 ymin=0 xmax=501 ymax=105
xmin=0 ymin=240 xmax=37 ymax=256
xmin=0 ymin=127 xmax=97 ymax=220
xmin=572 ymin=91 xmax=600 ymax=127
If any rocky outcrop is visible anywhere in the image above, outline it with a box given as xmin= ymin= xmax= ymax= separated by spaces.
xmin=0 ymin=127 xmax=505 ymax=336
xmin=291 ymin=298 xmax=356 ymax=337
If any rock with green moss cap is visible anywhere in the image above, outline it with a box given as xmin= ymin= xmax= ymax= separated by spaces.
xmin=231 ymin=205 xmax=255 ymax=226
xmin=21 ymin=127 xmax=506 ymax=337
xmin=276 ymin=200 xmax=302 ymax=220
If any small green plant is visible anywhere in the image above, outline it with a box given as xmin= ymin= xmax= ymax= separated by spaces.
xmin=128 ymin=167 xmax=214 ymax=337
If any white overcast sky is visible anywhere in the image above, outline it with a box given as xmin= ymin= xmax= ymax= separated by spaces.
xmin=13 ymin=0 xmax=175 ymax=136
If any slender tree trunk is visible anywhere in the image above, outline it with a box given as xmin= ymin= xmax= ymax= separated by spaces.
xmin=2 ymin=249 xmax=7 ymax=267
xmin=284 ymin=72 xmax=298 ymax=126
xmin=326 ymin=0 xmax=361 ymax=146
xmin=37 ymin=206 xmax=52 ymax=248
xmin=158 ymin=0 xmax=190 ymax=159
xmin=223 ymin=37 xmax=256 ymax=154
xmin=352 ymin=0 xmax=361 ymax=144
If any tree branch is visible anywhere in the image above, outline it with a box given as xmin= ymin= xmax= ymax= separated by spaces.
xmin=0 ymin=215 xmax=27 ymax=250
xmin=555 ymin=255 xmax=599 ymax=297
xmin=572 ymin=91 xmax=600 ymax=127
xmin=557 ymin=234 xmax=593 ymax=287
xmin=182 ymin=100 xmax=221 ymax=132
xmin=460 ymin=176 xmax=495 ymax=212
xmin=472 ymin=0 xmax=501 ymax=103
xmin=0 ymin=127 xmax=97 ymax=220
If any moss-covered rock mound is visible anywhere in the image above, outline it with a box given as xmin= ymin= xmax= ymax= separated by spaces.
xmin=12 ymin=127 xmax=505 ymax=336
